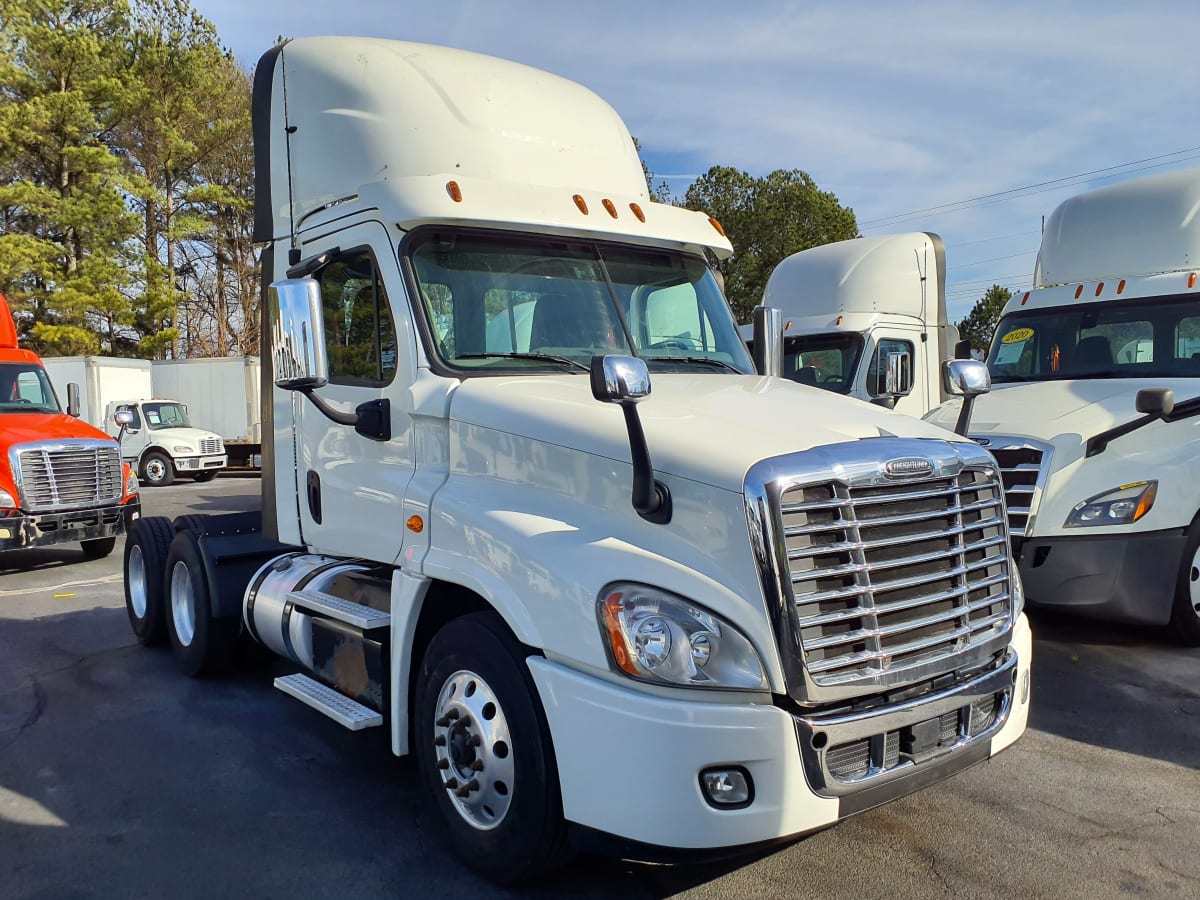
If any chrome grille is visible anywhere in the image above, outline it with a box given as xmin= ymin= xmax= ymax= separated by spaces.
xmin=13 ymin=440 xmax=123 ymax=512
xmin=974 ymin=437 xmax=1052 ymax=538
xmin=780 ymin=468 xmax=1012 ymax=687
xmin=200 ymin=438 xmax=223 ymax=455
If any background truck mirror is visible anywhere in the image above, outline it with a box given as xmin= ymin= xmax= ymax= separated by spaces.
xmin=270 ymin=279 xmax=329 ymax=390
xmin=67 ymin=382 xmax=81 ymax=418
xmin=1135 ymin=387 xmax=1174 ymax=417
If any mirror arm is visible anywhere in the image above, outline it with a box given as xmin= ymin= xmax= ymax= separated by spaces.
xmin=619 ymin=401 xmax=671 ymax=524
xmin=298 ymin=388 xmax=391 ymax=441
xmin=954 ymin=396 xmax=976 ymax=436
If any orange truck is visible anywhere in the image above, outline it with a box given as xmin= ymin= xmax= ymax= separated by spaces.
xmin=0 ymin=292 xmax=140 ymax=557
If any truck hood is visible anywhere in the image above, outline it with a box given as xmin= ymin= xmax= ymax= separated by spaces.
xmin=148 ymin=426 xmax=222 ymax=446
xmin=926 ymin=378 xmax=1200 ymax=458
xmin=449 ymin=373 xmax=959 ymax=492
xmin=0 ymin=412 xmax=114 ymax=446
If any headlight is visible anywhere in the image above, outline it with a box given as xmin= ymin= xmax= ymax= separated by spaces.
xmin=0 ymin=488 xmax=15 ymax=508
xmin=125 ymin=470 xmax=139 ymax=496
xmin=597 ymin=583 xmax=767 ymax=690
xmin=1010 ymin=565 xmax=1025 ymax=618
xmin=173 ymin=445 xmax=194 ymax=454
xmin=1064 ymin=480 xmax=1157 ymax=527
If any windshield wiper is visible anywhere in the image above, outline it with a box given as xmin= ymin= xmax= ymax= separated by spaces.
xmin=650 ymin=356 xmax=742 ymax=372
xmin=457 ymin=352 xmax=589 ymax=372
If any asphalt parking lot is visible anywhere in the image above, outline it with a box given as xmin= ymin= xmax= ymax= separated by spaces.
xmin=1 ymin=476 xmax=1197 ymax=899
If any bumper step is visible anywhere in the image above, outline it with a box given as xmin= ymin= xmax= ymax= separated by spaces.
xmin=289 ymin=589 xmax=391 ymax=629
xmin=274 ymin=673 xmax=383 ymax=730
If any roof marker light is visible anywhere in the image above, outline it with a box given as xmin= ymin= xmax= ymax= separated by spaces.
xmin=1095 ymin=282 xmax=1104 ymax=297
xmin=1021 ymin=292 xmax=1030 ymax=305
xmin=1074 ymin=285 xmax=1084 ymax=299
xmin=630 ymin=203 xmax=645 ymax=222
xmin=1190 ymin=273 xmax=1198 ymax=289
xmin=1117 ymin=280 xmax=1126 ymax=294
xmin=446 ymin=181 xmax=462 ymax=202
xmin=602 ymin=198 xmax=618 ymax=218
xmin=573 ymin=194 xmax=589 ymax=215
xmin=836 ymin=315 xmax=843 ymax=326
xmin=708 ymin=216 xmax=726 ymax=236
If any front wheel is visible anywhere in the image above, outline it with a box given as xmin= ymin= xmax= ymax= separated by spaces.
xmin=414 ymin=612 xmax=569 ymax=883
xmin=81 ymin=536 xmax=117 ymax=559
xmin=1169 ymin=518 xmax=1200 ymax=644
xmin=140 ymin=451 xmax=175 ymax=487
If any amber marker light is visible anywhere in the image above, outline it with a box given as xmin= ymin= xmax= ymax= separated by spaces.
xmin=406 ymin=515 xmax=424 ymax=533
xmin=602 ymin=198 xmax=618 ymax=218
xmin=1021 ymin=292 xmax=1031 ymax=305
xmin=573 ymin=194 xmax=589 ymax=214
xmin=1117 ymin=280 xmax=1126 ymax=294
xmin=1190 ymin=273 xmax=1198 ymax=289
xmin=1133 ymin=483 xmax=1158 ymax=522
xmin=629 ymin=202 xmax=645 ymax=222
xmin=603 ymin=592 xmax=639 ymax=676
xmin=1074 ymin=285 xmax=1084 ymax=299
xmin=1095 ymin=282 xmax=1105 ymax=297
xmin=446 ymin=181 xmax=462 ymax=202
xmin=708 ymin=216 xmax=726 ymax=236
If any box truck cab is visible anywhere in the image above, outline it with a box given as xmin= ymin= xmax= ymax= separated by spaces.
xmin=122 ymin=38 xmax=1030 ymax=882
xmin=0 ymin=295 xmax=140 ymax=557
xmin=742 ymin=233 xmax=959 ymax=416
xmin=104 ymin=398 xmax=226 ymax=487
xmin=925 ymin=168 xmax=1200 ymax=642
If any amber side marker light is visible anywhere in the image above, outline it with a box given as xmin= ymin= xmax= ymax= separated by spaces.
xmin=1133 ymin=483 xmax=1158 ymax=523
xmin=1190 ymin=272 xmax=1198 ymax=289
xmin=1021 ymin=292 xmax=1031 ymax=305
xmin=602 ymin=198 xmax=618 ymax=218
xmin=1095 ymin=282 xmax=1105 ymax=297
xmin=406 ymin=515 xmax=424 ymax=534
xmin=708 ymin=216 xmax=726 ymax=236
xmin=1074 ymin=285 xmax=1084 ymax=299
xmin=629 ymin=202 xmax=646 ymax=222
xmin=1116 ymin=280 xmax=1126 ymax=295
xmin=603 ymin=593 xmax=639 ymax=676
xmin=573 ymin=194 xmax=589 ymax=215
xmin=446 ymin=181 xmax=462 ymax=202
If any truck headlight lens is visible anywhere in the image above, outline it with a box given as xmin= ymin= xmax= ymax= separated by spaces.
xmin=1064 ymin=480 xmax=1156 ymax=527
xmin=598 ymin=583 xmax=767 ymax=690
xmin=0 ymin=488 xmax=15 ymax=508
xmin=125 ymin=471 xmax=139 ymax=496
xmin=1010 ymin=565 xmax=1024 ymax=618
xmin=173 ymin=445 xmax=194 ymax=454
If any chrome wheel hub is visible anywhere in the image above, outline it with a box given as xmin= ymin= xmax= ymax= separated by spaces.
xmin=170 ymin=560 xmax=196 ymax=646
xmin=146 ymin=459 xmax=166 ymax=482
xmin=432 ymin=669 xmax=515 ymax=830
xmin=128 ymin=544 xmax=147 ymax=618
xmin=1190 ymin=544 xmax=1200 ymax=615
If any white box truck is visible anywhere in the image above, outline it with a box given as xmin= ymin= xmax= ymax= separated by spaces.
xmin=151 ymin=357 xmax=262 ymax=468
xmin=925 ymin=167 xmax=1200 ymax=643
xmin=122 ymin=37 xmax=1031 ymax=883
xmin=743 ymin=233 xmax=961 ymax=417
xmin=41 ymin=356 xmax=228 ymax=486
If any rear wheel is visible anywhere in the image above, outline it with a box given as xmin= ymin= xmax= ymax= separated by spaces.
xmin=1168 ymin=517 xmax=1200 ymax=645
xmin=415 ymin=612 xmax=569 ymax=883
xmin=82 ymin=536 xmax=117 ymax=559
xmin=140 ymin=451 xmax=175 ymax=487
xmin=124 ymin=517 xmax=175 ymax=645
xmin=164 ymin=529 xmax=239 ymax=676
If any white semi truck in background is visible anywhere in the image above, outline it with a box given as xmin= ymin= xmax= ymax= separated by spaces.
xmin=123 ymin=37 xmax=1031 ymax=882
xmin=926 ymin=167 xmax=1200 ymax=643
xmin=742 ymin=232 xmax=962 ymax=416
xmin=41 ymin=356 xmax=227 ymax=486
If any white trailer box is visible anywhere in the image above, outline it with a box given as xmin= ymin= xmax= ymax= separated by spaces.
xmin=151 ymin=357 xmax=262 ymax=466
xmin=40 ymin=356 xmax=153 ymax=430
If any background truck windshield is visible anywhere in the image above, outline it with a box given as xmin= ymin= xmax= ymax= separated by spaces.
xmin=988 ymin=295 xmax=1200 ymax=383
xmin=142 ymin=402 xmax=192 ymax=429
xmin=0 ymin=364 xmax=60 ymax=413
xmin=409 ymin=231 xmax=755 ymax=375
xmin=780 ymin=333 xmax=863 ymax=394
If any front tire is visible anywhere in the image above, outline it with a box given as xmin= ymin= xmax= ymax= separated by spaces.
xmin=124 ymin=517 xmax=175 ymax=645
xmin=1168 ymin=517 xmax=1200 ymax=644
xmin=140 ymin=451 xmax=175 ymax=487
xmin=164 ymin=530 xmax=239 ymax=676
xmin=415 ymin=612 xmax=569 ymax=883
xmin=82 ymin=536 xmax=117 ymax=559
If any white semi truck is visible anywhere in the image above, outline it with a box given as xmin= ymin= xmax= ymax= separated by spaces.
xmin=123 ymin=37 xmax=1031 ymax=882
xmin=40 ymin=356 xmax=227 ymax=486
xmin=742 ymin=233 xmax=962 ymax=416
xmin=926 ymin=167 xmax=1200 ymax=643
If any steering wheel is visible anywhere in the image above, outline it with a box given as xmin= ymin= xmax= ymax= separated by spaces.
xmin=820 ymin=376 xmax=845 ymax=388
xmin=646 ymin=338 xmax=695 ymax=352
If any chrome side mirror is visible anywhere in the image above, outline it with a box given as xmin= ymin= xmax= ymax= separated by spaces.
xmin=270 ymin=278 xmax=329 ymax=390
xmin=590 ymin=355 xmax=651 ymax=403
xmin=871 ymin=349 xmax=913 ymax=399
xmin=750 ymin=306 xmax=783 ymax=377
xmin=114 ymin=408 xmax=135 ymax=426
xmin=66 ymin=382 xmax=81 ymax=418
xmin=943 ymin=359 xmax=991 ymax=397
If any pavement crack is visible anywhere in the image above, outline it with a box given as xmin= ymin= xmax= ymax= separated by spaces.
xmin=0 ymin=677 xmax=46 ymax=752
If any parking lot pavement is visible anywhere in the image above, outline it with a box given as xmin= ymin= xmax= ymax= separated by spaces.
xmin=1 ymin=476 xmax=1197 ymax=898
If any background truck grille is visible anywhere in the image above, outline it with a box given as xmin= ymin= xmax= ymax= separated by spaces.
xmin=200 ymin=438 xmax=223 ymax=455
xmin=780 ymin=468 xmax=1013 ymax=686
xmin=15 ymin=441 xmax=123 ymax=512
xmin=985 ymin=444 xmax=1047 ymax=537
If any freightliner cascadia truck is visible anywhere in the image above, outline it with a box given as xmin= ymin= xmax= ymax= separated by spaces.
xmin=0 ymin=294 xmax=141 ymax=557
xmin=123 ymin=37 xmax=1031 ymax=882
xmin=926 ymin=167 xmax=1200 ymax=643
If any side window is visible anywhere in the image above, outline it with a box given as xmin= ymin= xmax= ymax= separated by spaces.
xmin=15 ymin=372 xmax=47 ymax=403
xmin=1176 ymin=316 xmax=1200 ymax=361
xmin=317 ymin=249 xmax=399 ymax=386
xmin=866 ymin=338 xmax=914 ymax=394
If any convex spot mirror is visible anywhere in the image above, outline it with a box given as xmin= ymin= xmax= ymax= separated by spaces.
xmin=270 ymin=278 xmax=329 ymax=390
xmin=943 ymin=359 xmax=991 ymax=397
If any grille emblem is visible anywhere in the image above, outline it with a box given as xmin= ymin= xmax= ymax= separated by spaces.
xmin=883 ymin=457 xmax=934 ymax=479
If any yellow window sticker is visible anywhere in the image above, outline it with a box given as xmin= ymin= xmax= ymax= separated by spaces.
xmin=1000 ymin=327 xmax=1034 ymax=344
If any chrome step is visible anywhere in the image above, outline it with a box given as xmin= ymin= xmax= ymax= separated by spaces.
xmin=274 ymin=673 xmax=383 ymax=730
xmin=289 ymin=589 xmax=391 ymax=629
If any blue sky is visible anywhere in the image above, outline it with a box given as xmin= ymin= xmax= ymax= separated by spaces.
xmin=193 ymin=0 xmax=1200 ymax=321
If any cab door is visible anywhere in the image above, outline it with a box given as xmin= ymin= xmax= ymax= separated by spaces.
xmin=293 ymin=220 xmax=417 ymax=563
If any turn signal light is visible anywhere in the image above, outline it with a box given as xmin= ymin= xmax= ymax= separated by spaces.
xmin=406 ymin=515 xmax=424 ymax=534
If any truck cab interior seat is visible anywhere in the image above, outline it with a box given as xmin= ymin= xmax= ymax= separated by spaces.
xmin=1073 ymin=335 xmax=1114 ymax=369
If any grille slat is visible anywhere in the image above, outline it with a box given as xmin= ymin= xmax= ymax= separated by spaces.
xmin=985 ymin=442 xmax=1050 ymax=538
xmin=780 ymin=467 xmax=1013 ymax=686
xmin=14 ymin=441 xmax=123 ymax=512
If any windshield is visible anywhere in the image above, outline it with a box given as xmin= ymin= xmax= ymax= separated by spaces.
xmin=779 ymin=333 xmax=864 ymax=394
xmin=0 ymin=363 xmax=61 ymax=413
xmin=988 ymin=294 xmax=1200 ymax=383
xmin=142 ymin=401 xmax=192 ymax=429
xmin=407 ymin=231 xmax=755 ymax=375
